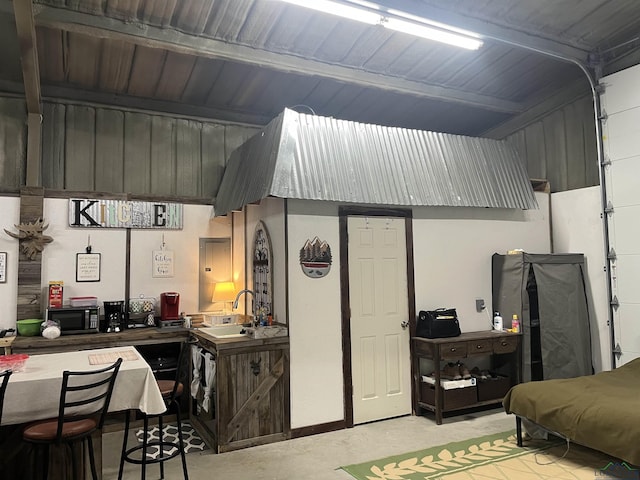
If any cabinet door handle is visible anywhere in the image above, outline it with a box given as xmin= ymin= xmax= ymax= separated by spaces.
xmin=450 ymin=347 xmax=456 ymax=352
xmin=501 ymin=341 xmax=508 ymax=346
xmin=476 ymin=345 xmax=483 ymax=349
xmin=250 ymin=358 xmax=262 ymax=375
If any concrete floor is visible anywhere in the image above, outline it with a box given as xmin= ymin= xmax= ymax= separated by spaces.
xmin=103 ymin=409 xmax=515 ymax=480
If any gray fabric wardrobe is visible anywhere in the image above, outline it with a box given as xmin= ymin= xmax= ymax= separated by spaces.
xmin=492 ymin=252 xmax=593 ymax=382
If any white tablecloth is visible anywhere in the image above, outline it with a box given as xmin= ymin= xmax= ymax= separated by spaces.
xmin=2 ymin=346 xmax=166 ymax=425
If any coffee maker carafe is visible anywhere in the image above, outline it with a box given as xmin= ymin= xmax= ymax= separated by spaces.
xmin=103 ymin=300 xmax=124 ymax=333
xmin=160 ymin=292 xmax=180 ymax=321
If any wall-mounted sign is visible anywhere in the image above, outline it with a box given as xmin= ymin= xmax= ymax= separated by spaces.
xmin=299 ymin=237 xmax=332 ymax=278
xmin=68 ymin=199 xmax=183 ymax=229
xmin=76 ymin=253 xmax=101 ymax=282
xmin=152 ymin=250 xmax=174 ymax=278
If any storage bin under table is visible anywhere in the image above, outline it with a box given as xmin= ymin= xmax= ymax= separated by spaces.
xmin=420 ymin=383 xmax=478 ymax=410
xmin=476 ymin=375 xmax=511 ymax=402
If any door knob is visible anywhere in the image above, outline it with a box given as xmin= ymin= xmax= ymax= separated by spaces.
xmin=401 ymin=320 xmax=409 ymax=329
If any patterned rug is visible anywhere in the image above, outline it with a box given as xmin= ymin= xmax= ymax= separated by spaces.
xmin=341 ymin=430 xmax=638 ymax=480
xmin=136 ymin=421 xmax=208 ymax=459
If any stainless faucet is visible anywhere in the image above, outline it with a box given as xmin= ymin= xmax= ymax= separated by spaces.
xmin=232 ymin=289 xmax=255 ymax=312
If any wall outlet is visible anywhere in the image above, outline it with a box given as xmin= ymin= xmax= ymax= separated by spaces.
xmin=475 ymin=298 xmax=485 ymax=312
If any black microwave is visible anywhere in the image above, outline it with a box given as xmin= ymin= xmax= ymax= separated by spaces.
xmin=46 ymin=307 xmax=100 ymax=335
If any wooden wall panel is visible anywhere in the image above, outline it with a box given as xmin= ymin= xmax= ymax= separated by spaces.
xmin=543 ymin=110 xmax=568 ymax=192
xmin=201 ymin=122 xmax=225 ymax=198
xmin=16 ymin=187 xmax=44 ymax=320
xmin=96 ymin=108 xmax=125 ymax=192
xmin=176 ymin=119 xmax=201 ymax=196
xmin=123 ymin=112 xmax=152 ymax=193
xmin=65 ymin=105 xmax=96 ymax=190
xmin=41 ymin=103 xmax=66 ymax=189
xmin=505 ymin=95 xmax=599 ymax=193
xmin=32 ymin=101 xmax=260 ymax=197
xmin=0 ymin=97 xmax=27 ymax=188
xmin=151 ymin=115 xmax=176 ymax=195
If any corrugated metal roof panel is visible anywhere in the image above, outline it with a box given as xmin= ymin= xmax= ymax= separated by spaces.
xmin=214 ymin=109 xmax=537 ymax=215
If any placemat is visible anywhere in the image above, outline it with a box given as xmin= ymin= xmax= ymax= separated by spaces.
xmin=88 ymin=349 xmax=139 ymax=365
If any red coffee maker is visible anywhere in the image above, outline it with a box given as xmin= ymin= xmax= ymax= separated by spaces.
xmin=160 ymin=292 xmax=180 ymax=321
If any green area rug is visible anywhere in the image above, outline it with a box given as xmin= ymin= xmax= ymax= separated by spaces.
xmin=341 ymin=430 xmax=635 ymax=480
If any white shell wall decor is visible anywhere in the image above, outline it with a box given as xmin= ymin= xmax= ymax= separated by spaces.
xmin=299 ymin=237 xmax=332 ymax=278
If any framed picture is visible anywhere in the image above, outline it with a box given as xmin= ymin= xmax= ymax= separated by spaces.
xmin=152 ymin=250 xmax=174 ymax=278
xmin=76 ymin=253 xmax=101 ymax=282
xmin=0 ymin=252 xmax=6 ymax=283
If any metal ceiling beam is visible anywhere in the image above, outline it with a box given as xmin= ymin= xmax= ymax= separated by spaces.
xmin=30 ymin=4 xmax=524 ymax=115
xmin=0 ymin=80 xmax=272 ymax=127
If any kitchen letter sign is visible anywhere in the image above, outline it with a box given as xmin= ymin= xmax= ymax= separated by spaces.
xmin=152 ymin=250 xmax=174 ymax=277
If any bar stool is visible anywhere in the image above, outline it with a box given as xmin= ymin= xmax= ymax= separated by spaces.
xmin=0 ymin=369 xmax=12 ymax=425
xmin=22 ymin=358 xmax=122 ymax=480
xmin=118 ymin=339 xmax=193 ymax=480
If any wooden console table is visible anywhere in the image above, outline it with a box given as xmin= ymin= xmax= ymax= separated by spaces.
xmin=11 ymin=327 xmax=190 ymax=354
xmin=412 ymin=330 xmax=522 ymax=424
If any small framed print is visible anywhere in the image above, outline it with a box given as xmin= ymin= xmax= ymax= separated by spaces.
xmin=0 ymin=252 xmax=6 ymax=283
xmin=76 ymin=253 xmax=101 ymax=282
xmin=152 ymin=250 xmax=174 ymax=278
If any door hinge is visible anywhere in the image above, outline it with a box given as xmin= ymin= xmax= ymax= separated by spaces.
xmin=610 ymin=295 xmax=620 ymax=310
xmin=613 ymin=343 xmax=622 ymax=360
xmin=604 ymin=201 xmax=614 ymax=215
xmin=607 ymin=248 xmax=617 ymax=260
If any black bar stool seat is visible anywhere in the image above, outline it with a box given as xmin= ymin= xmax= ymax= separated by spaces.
xmin=118 ymin=340 xmax=191 ymax=480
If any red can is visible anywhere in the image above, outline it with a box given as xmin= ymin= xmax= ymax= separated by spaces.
xmin=48 ymin=281 xmax=64 ymax=309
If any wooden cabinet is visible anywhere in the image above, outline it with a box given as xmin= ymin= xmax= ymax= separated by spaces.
xmin=412 ymin=331 xmax=521 ymax=424
xmin=191 ymin=332 xmax=290 ymax=453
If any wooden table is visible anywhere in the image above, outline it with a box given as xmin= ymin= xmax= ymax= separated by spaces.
xmin=412 ymin=331 xmax=522 ymax=424
xmin=0 ymin=346 xmax=166 ymax=479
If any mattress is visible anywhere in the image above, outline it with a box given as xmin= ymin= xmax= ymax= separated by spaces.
xmin=503 ymin=357 xmax=640 ymax=465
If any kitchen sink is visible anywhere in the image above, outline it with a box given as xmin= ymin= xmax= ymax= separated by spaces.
xmin=198 ymin=324 xmax=248 ymax=339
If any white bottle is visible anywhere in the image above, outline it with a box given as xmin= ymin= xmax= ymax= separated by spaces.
xmin=493 ymin=312 xmax=503 ymax=331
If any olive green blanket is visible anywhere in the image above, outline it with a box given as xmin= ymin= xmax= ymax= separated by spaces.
xmin=504 ymin=357 xmax=640 ymax=465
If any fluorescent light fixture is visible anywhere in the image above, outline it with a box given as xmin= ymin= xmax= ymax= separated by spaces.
xmin=280 ymin=0 xmax=380 ymax=24
xmin=277 ymin=0 xmax=483 ymax=50
xmin=384 ymin=17 xmax=482 ymax=50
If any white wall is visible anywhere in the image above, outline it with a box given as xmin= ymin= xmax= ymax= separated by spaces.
xmin=287 ymin=193 xmax=551 ymax=429
xmin=551 ymin=186 xmax=610 ymax=372
xmin=0 ymin=196 xmax=230 ymax=327
xmin=288 ymin=200 xmax=343 ymax=429
xmin=0 ymin=196 xmax=21 ymax=329
xmin=412 ymin=193 xmax=550 ymax=332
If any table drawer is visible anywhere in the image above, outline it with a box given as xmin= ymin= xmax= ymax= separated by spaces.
xmin=492 ymin=336 xmax=518 ymax=354
xmin=440 ymin=342 xmax=467 ymax=359
xmin=467 ymin=339 xmax=492 ymax=356
xmin=413 ymin=340 xmax=434 ymax=358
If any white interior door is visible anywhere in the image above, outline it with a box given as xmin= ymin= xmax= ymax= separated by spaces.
xmin=348 ymin=216 xmax=411 ymax=424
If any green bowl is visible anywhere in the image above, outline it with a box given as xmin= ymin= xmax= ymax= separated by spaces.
xmin=17 ymin=319 xmax=42 ymax=336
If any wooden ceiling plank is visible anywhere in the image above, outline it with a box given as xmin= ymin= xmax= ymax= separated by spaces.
xmin=13 ymin=0 xmax=41 ymax=114
xmin=32 ymin=4 xmax=524 ymax=114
